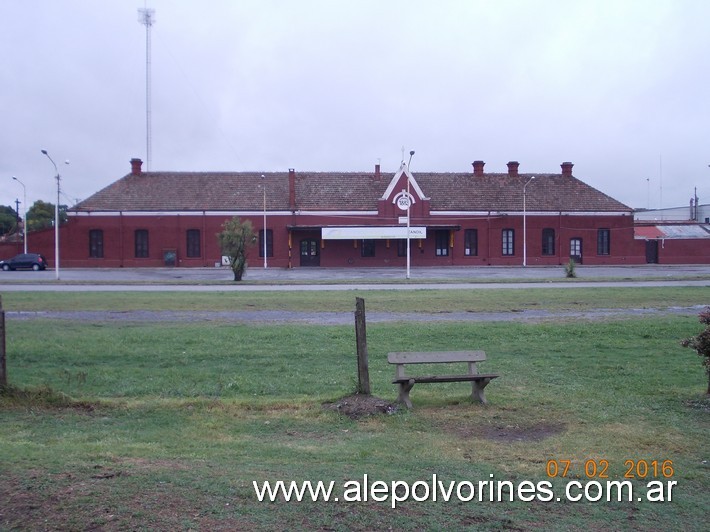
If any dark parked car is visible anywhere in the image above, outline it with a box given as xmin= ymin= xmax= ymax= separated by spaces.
xmin=0 ymin=253 xmax=48 ymax=271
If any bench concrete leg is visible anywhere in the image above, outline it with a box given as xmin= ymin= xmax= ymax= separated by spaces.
xmin=471 ymin=378 xmax=491 ymax=404
xmin=397 ymin=379 xmax=415 ymax=409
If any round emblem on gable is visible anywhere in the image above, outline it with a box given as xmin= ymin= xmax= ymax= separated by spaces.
xmin=393 ymin=191 xmax=413 ymax=211
xmin=397 ymin=196 xmax=411 ymax=211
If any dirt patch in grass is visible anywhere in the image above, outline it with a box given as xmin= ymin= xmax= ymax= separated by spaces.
xmin=116 ymin=456 xmax=192 ymax=471
xmin=433 ymin=414 xmax=567 ymax=443
xmin=0 ymin=467 xmax=255 ymax=531
xmin=323 ymin=393 xmax=399 ymax=419
xmin=463 ymin=421 xmax=567 ymax=443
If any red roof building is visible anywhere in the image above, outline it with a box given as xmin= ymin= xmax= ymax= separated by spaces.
xmin=2 ymin=158 xmax=658 ymax=268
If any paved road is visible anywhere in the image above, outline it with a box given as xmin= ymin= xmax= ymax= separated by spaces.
xmin=1 ymin=265 xmax=709 ymax=291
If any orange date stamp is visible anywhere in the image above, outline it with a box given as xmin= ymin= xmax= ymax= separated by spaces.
xmin=546 ymin=459 xmax=674 ymax=479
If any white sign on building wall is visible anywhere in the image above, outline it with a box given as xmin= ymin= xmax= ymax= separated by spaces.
xmin=322 ymin=227 xmax=427 ymax=240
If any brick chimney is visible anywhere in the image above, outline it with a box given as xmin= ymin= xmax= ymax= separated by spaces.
xmin=561 ymin=161 xmax=574 ymax=177
xmin=288 ymin=168 xmax=296 ymax=210
xmin=375 ymin=163 xmax=381 ymax=180
xmin=472 ymin=160 xmax=485 ymax=176
xmin=507 ymin=161 xmax=519 ymax=177
xmin=130 ymin=158 xmax=143 ymax=175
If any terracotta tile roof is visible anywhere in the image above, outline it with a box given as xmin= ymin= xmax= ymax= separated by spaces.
xmin=293 ymin=172 xmax=385 ymax=210
xmin=416 ymin=172 xmax=630 ymax=212
xmin=71 ymin=170 xmax=630 ymax=213
xmin=72 ymin=172 xmax=291 ymax=212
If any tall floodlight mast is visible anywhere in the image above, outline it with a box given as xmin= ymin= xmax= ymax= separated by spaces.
xmin=138 ymin=6 xmax=155 ymax=171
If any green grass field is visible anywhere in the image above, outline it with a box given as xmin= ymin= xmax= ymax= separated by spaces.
xmin=1 ymin=289 xmax=708 ymax=530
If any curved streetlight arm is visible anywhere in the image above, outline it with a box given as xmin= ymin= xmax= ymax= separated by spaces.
xmin=524 ymin=175 xmax=536 ymax=191
xmin=41 ymin=149 xmax=59 ymax=176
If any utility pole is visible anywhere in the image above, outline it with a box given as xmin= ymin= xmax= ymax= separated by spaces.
xmin=0 ymin=295 xmax=6 ymax=388
xmin=138 ymin=5 xmax=155 ymax=171
xmin=12 ymin=176 xmax=27 ymax=253
xmin=13 ymin=198 xmax=20 ymax=254
xmin=354 ymin=297 xmax=370 ymax=395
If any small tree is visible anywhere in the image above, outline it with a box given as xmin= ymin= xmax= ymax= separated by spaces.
xmin=27 ymin=200 xmax=67 ymax=231
xmin=681 ymin=306 xmax=710 ymax=395
xmin=0 ymin=206 xmax=18 ymax=237
xmin=217 ymin=217 xmax=256 ymax=281
xmin=564 ymin=259 xmax=577 ymax=278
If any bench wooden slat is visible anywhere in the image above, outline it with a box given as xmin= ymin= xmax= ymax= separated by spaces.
xmin=393 ymin=373 xmax=499 ymax=384
xmin=387 ymin=351 xmax=487 ymax=364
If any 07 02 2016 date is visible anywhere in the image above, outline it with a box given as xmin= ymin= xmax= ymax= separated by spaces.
xmin=546 ymin=459 xmax=674 ymax=479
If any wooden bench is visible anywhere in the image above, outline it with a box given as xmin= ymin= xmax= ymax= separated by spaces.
xmin=387 ymin=351 xmax=499 ymax=409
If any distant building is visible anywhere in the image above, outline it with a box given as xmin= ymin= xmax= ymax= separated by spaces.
xmin=635 ymin=204 xmax=710 ymax=224
xmin=634 ymin=202 xmax=710 ymax=264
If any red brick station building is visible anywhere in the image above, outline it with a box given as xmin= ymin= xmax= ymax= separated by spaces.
xmin=4 ymin=158 xmax=709 ymax=268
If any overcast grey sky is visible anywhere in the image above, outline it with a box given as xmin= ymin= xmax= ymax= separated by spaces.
xmin=2 ymin=0 xmax=709 ymax=214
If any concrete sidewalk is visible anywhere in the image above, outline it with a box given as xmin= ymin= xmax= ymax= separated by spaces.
xmin=0 ymin=264 xmax=709 ymax=287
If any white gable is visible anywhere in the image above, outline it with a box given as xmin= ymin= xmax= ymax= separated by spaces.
xmin=381 ymin=163 xmax=428 ymax=203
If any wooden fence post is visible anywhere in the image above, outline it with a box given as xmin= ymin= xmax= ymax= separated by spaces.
xmin=355 ymin=297 xmax=370 ymax=395
xmin=0 ymin=295 xmax=6 ymax=388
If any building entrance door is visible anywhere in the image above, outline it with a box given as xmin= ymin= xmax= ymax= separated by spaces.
xmin=300 ymin=238 xmax=320 ymax=267
xmin=570 ymin=238 xmax=583 ymax=264
xmin=645 ymin=240 xmax=659 ymax=263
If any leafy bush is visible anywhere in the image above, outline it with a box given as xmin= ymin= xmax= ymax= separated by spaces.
xmin=681 ymin=306 xmax=710 ymax=394
xmin=564 ymin=259 xmax=577 ymax=278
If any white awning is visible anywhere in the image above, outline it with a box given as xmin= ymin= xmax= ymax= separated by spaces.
xmin=322 ymin=226 xmax=427 ymax=240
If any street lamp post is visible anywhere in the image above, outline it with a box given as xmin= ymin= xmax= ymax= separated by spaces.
xmin=522 ymin=176 xmax=535 ymax=267
xmin=406 ymin=174 xmax=411 ymax=280
xmin=12 ymin=176 xmax=27 ymax=253
xmin=41 ymin=150 xmax=67 ymax=280
xmin=406 ymin=150 xmax=415 ymax=280
xmin=262 ymin=174 xmax=267 ymax=269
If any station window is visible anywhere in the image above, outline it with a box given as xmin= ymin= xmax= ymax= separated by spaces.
xmin=464 ymin=229 xmax=478 ymax=256
xmin=597 ymin=229 xmax=610 ymax=255
xmin=89 ymin=229 xmax=104 ymax=258
xmin=135 ymin=229 xmax=149 ymax=258
xmin=502 ymin=229 xmax=514 ymax=256
xmin=186 ymin=229 xmax=201 ymax=258
xmin=542 ymin=228 xmax=555 ymax=256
